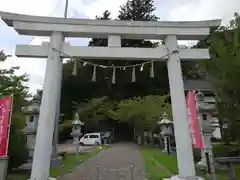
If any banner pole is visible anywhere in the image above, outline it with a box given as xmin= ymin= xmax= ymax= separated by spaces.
xmin=6 ymin=94 xmax=14 ymax=155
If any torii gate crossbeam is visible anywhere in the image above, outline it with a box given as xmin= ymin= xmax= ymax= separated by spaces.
xmin=0 ymin=11 xmax=221 ymax=180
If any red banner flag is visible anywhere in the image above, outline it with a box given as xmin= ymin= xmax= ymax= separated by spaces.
xmin=0 ymin=96 xmax=12 ymax=156
xmin=186 ymin=90 xmax=203 ymax=149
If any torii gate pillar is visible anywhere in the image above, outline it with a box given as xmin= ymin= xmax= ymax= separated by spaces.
xmin=165 ymin=35 xmax=198 ymax=179
xmin=30 ymin=32 xmax=64 ymax=180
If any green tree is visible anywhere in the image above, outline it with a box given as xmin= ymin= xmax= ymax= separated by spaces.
xmin=8 ymin=124 xmax=29 ymax=169
xmin=198 ymin=13 xmax=240 ymax=144
xmin=118 ymin=0 xmax=159 ymax=48
xmin=31 ymin=89 xmax=42 ymax=102
xmin=0 ymin=51 xmax=29 ymax=168
xmin=111 ymin=95 xmax=172 ymax=134
xmin=71 ymin=94 xmax=171 ymax=138
xmin=88 ymin=10 xmax=111 ymax=47
xmin=0 ymin=63 xmax=29 ymax=128
xmin=118 ymin=0 xmax=158 ymax=21
xmin=60 ymin=0 xmax=169 ymax=120
xmin=76 ymin=96 xmax=116 ymax=131
xmin=0 ymin=50 xmax=7 ymax=61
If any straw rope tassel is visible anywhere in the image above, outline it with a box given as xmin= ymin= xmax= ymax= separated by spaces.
xmin=92 ymin=66 xmax=97 ymax=82
xmin=112 ymin=67 xmax=116 ymax=84
xmin=72 ymin=59 xmax=77 ymax=76
xmin=150 ymin=61 xmax=154 ymax=78
xmin=132 ymin=66 xmax=136 ymax=82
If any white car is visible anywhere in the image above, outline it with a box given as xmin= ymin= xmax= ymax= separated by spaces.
xmin=79 ymin=133 xmax=102 ymax=146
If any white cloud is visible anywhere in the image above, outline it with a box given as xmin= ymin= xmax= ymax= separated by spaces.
xmin=0 ymin=0 xmax=61 ymax=16
xmin=168 ymin=0 xmax=240 ymax=24
xmin=0 ymin=0 xmax=129 ymax=94
xmin=0 ymin=0 xmax=240 ymax=95
xmin=0 ymin=0 xmax=85 ymax=94
xmin=76 ymin=0 xmax=127 ymax=18
xmin=0 ymin=37 xmax=49 ymax=94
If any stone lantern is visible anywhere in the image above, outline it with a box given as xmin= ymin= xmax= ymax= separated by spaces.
xmin=158 ymin=113 xmax=173 ymax=154
xmin=200 ymin=118 xmax=217 ymax=179
xmin=22 ymin=101 xmax=40 ymax=161
xmin=195 ymin=91 xmax=217 ymax=179
xmin=71 ymin=112 xmax=84 ymax=155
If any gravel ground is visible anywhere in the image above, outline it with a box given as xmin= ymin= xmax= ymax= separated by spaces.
xmin=59 ymin=142 xmax=146 ymax=180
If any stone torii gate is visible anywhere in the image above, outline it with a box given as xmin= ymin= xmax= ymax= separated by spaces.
xmin=0 ymin=11 xmax=220 ymax=180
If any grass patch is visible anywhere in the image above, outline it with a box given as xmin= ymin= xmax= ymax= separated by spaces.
xmin=140 ymin=146 xmax=176 ymax=180
xmin=7 ymin=146 xmax=103 ymax=180
xmin=140 ymin=146 xmax=240 ymax=180
xmin=50 ymin=147 xmax=102 ymax=177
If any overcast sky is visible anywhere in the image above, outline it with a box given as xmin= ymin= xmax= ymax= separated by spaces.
xmin=0 ymin=0 xmax=239 ymax=94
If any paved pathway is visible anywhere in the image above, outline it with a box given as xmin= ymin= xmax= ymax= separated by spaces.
xmin=59 ymin=143 xmax=146 ymax=180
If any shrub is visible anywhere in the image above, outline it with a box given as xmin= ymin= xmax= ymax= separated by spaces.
xmin=8 ymin=125 xmax=29 ymax=170
xmin=211 ymin=137 xmax=222 ymax=143
xmin=213 ymin=143 xmax=240 ymax=157
xmin=59 ymin=124 xmax=72 ymax=143
xmin=193 ymin=148 xmax=201 ymax=163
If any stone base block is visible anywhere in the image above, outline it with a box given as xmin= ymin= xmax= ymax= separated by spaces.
xmin=163 ymin=175 xmax=205 ymax=180
xmin=0 ymin=156 xmax=8 ymax=180
xmin=28 ymin=177 xmax=56 ymax=180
